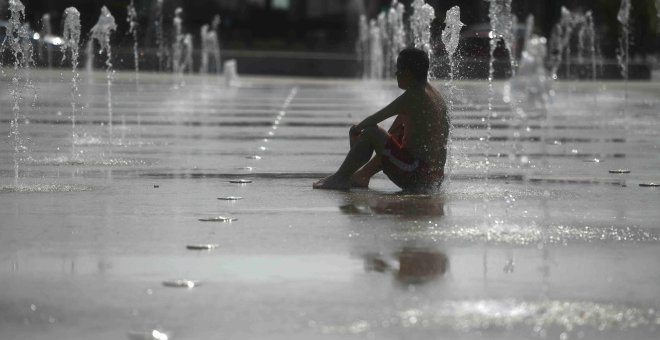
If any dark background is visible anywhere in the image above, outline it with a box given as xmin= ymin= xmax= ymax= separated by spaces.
xmin=3 ymin=0 xmax=658 ymax=77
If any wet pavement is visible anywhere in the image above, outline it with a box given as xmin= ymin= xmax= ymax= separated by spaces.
xmin=1 ymin=70 xmax=659 ymax=339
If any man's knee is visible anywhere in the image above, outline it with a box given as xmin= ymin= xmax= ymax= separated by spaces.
xmin=361 ymin=125 xmax=386 ymax=139
xmin=359 ymin=126 xmax=387 ymax=152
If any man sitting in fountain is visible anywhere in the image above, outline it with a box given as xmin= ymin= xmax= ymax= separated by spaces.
xmin=313 ymin=48 xmax=449 ymax=192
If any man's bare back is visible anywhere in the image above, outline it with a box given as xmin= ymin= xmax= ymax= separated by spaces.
xmin=394 ymin=83 xmax=449 ymax=171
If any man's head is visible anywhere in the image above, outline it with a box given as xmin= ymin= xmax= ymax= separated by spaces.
xmin=396 ymin=48 xmax=429 ymax=88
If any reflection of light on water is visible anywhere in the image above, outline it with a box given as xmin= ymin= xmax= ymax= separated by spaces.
xmin=1 ymin=183 xmax=93 ymax=193
xmin=393 ymin=224 xmax=660 ymax=245
xmin=313 ymin=299 xmax=659 ymax=336
xmin=22 ymin=155 xmax=149 ymax=167
xmin=74 ymin=135 xmax=157 ymax=147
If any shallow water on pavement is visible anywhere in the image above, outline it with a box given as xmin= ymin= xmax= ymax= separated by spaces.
xmin=1 ymin=71 xmax=659 ymax=340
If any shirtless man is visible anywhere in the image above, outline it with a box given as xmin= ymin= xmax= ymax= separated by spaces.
xmin=313 ymin=48 xmax=449 ymax=192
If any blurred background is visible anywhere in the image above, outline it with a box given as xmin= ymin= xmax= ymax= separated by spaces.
xmin=3 ymin=0 xmax=659 ymax=77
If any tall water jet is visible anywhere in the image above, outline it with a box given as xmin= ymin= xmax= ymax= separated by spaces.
xmin=212 ymin=15 xmax=222 ymax=74
xmin=523 ymin=14 xmax=534 ymax=49
xmin=90 ymin=6 xmax=117 ymax=138
xmin=172 ymin=7 xmax=185 ymax=84
xmin=1 ymin=0 xmax=33 ymax=187
xmin=387 ymin=1 xmax=406 ymax=77
xmin=201 ymin=19 xmax=222 ymax=75
xmin=357 ymin=15 xmax=369 ymax=78
xmin=40 ymin=13 xmax=53 ymax=69
xmin=224 ymin=59 xmax=238 ymax=86
xmin=549 ymin=7 xmax=599 ymax=100
xmin=127 ymin=0 xmax=139 ymax=76
xmin=127 ymin=0 xmax=141 ymax=138
xmin=61 ymin=7 xmax=81 ymax=160
xmin=549 ymin=7 xmax=577 ymax=81
xmin=577 ymin=11 xmax=597 ymax=82
xmin=183 ymin=33 xmax=193 ymax=74
xmin=377 ymin=12 xmax=390 ymax=78
xmin=617 ymin=0 xmax=631 ymax=109
xmin=441 ymin=6 xmax=464 ymax=85
xmin=84 ymin=39 xmax=94 ymax=84
xmin=486 ymin=0 xmax=515 ymax=78
xmin=440 ymin=6 xmax=463 ymax=184
xmin=368 ymin=19 xmax=383 ymax=79
xmin=155 ymin=0 xmax=166 ymax=71
xmin=509 ymin=21 xmax=551 ymax=172
xmin=485 ymin=0 xmax=514 ymax=175
xmin=410 ymin=0 xmax=435 ymax=56
xmin=200 ymin=25 xmax=211 ymax=75
xmin=511 ymin=34 xmax=550 ymax=114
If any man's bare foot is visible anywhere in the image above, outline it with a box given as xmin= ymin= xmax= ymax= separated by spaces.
xmin=313 ymin=174 xmax=350 ymax=191
xmin=350 ymin=173 xmax=370 ymax=188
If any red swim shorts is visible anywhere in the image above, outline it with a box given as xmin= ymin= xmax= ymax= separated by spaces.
xmin=381 ymin=134 xmax=444 ymax=190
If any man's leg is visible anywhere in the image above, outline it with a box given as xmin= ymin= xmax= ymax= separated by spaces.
xmin=351 ymin=156 xmax=381 ymax=188
xmin=314 ymin=126 xmax=389 ymax=190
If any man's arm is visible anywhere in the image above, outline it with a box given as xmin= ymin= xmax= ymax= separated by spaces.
xmin=351 ymin=92 xmax=408 ymax=134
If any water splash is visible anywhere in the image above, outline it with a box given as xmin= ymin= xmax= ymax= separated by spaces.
xmin=90 ymin=6 xmax=117 ymax=138
xmin=410 ymin=0 xmax=435 ymax=56
xmin=61 ymin=7 xmax=81 ymax=160
xmin=1 ymin=0 xmax=33 ymax=188
xmin=224 ymin=59 xmax=239 ymax=86
xmin=314 ymin=299 xmax=660 ymax=337
xmin=510 ymin=34 xmax=550 ymax=113
xmin=617 ymin=0 xmax=631 ymax=109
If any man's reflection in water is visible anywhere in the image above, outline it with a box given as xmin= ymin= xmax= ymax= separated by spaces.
xmin=343 ymin=193 xmax=447 ymax=285
xmin=364 ymin=248 xmax=449 ymax=285
xmin=339 ymin=192 xmax=445 ymax=218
